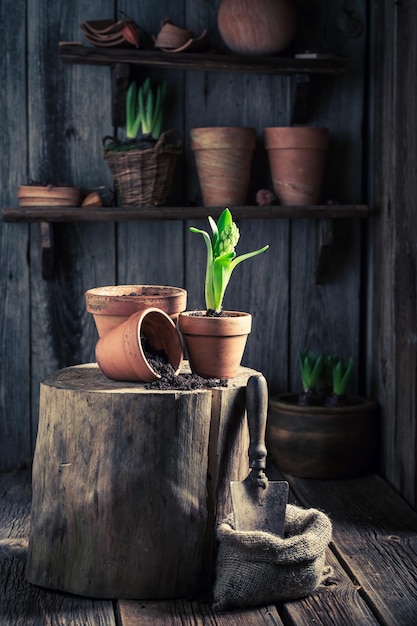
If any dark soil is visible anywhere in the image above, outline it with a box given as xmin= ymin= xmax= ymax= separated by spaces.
xmin=142 ymin=337 xmax=228 ymax=390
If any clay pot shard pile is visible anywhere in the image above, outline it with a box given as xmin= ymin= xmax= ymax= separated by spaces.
xmin=80 ymin=18 xmax=149 ymax=49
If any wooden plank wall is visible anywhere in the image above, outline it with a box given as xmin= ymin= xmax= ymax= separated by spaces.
xmin=0 ymin=1 xmax=366 ymax=473
xmin=369 ymin=0 xmax=417 ymax=507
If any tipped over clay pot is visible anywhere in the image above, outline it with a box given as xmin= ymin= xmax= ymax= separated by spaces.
xmin=95 ymin=308 xmax=183 ymax=383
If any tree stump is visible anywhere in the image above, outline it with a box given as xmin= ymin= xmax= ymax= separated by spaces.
xmin=26 ymin=362 xmax=258 ymax=599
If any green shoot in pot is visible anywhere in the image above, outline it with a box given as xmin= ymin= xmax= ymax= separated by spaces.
xmin=331 ymin=357 xmax=354 ymax=396
xmin=297 ymin=351 xmax=324 ymax=406
xmin=126 ymin=77 xmax=168 ymax=141
xmin=190 ymin=207 xmax=269 ymax=315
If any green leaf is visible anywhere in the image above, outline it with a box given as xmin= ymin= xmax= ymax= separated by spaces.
xmin=212 ymin=252 xmax=234 ymax=312
xmin=332 ymin=357 xmax=354 ymax=395
xmin=190 ymin=208 xmax=269 ymax=312
xmin=230 ymin=245 xmax=269 ymax=271
xmin=298 ymin=352 xmax=324 ymax=391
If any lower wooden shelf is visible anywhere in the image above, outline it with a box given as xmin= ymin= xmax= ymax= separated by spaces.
xmin=2 ymin=204 xmax=370 ymax=223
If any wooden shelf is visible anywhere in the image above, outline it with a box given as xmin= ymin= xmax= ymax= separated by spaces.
xmin=59 ymin=43 xmax=346 ymax=76
xmin=2 ymin=205 xmax=369 ymax=223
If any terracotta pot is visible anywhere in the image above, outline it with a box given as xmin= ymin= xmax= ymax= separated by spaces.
xmin=96 ymin=308 xmax=183 ymax=383
xmin=217 ymin=0 xmax=296 ymax=55
xmin=191 ymin=127 xmax=256 ymax=206
xmin=85 ymin=285 xmax=187 ymax=338
xmin=266 ymin=393 xmax=379 ymax=478
xmin=178 ymin=311 xmax=252 ymax=379
xmin=264 ymin=127 xmax=329 ymax=205
xmin=18 ymin=185 xmax=81 ymax=207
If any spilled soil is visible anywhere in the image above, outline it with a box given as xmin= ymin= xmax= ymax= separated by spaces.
xmin=142 ymin=338 xmax=227 ymax=390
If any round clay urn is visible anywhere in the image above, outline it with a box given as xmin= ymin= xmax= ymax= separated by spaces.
xmin=85 ymin=285 xmax=187 ymax=338
xmin=178 ymin=311 xmax=252 ymax=379
xmin=217 ymin=0 xmax=297 ymax=56
xmin=95 ymin=308 xmax=183 ymax=383
xmin=266 ymin=393 xmax=379 ymax=478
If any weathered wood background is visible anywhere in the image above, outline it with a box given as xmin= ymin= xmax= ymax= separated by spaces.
xmin=0 ymin=1 xmax=415 ymax=508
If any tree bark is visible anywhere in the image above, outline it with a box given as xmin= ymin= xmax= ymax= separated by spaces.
xmin=27 ymin=363 xmax=256 ymax=599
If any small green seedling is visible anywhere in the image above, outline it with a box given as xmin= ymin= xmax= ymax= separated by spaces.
xmin=190 ymin=208 xmax=269 ymax=314
xmin=298 ymin=351 xmax=324 ymax=393
xmin=126 ymin=77 xmax=168 ymax=141
xmin=331 ymin=357 xmax=354 ymax=396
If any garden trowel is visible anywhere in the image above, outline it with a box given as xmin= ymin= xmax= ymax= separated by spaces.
xmin=231 ymin=374 xmax=288 ymax=536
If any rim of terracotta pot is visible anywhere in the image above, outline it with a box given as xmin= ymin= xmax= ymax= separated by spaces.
xmin=190 ymin=127 xmax=256 ymax=151
xmin=96 ymin=307 xmax=183 ymax=383
xmin=178 ymin=310 xmax=252 ymax=336
xmin=85 ymin=285 xmax=187 ymax=316
xmin=18 ymin=185 xmax=81 ymax=207
xmin=270 ymin=392 xmax=378 ymax=416
xmin=264 ymin=127 xmax=329 ymax=150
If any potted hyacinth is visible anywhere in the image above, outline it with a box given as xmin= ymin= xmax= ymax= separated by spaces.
xmin=266 ymin=350 xmax=379 ymax=479
xmin=103 ymin=77 xmax=182 ymax=206
xmin=178 ymin=207 xmax=269 ymax=379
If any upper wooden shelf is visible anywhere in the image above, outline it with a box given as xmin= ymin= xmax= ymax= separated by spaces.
xmin=2 ymin=205 xmax=369 ymax=223
xmin=59 ymin=43 xmax=346 ymax=76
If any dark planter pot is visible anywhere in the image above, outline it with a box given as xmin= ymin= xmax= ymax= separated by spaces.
xmin=266 ymin=393 xmax=379 ymax=479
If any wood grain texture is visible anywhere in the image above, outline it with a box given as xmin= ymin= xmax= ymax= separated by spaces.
xmin=27 ymin=0 xmax=116 ymax=454
xmin=369 ymin=0 xmax=417 ymax=506
xmin=3 ymin=468 xmax=415 ymax=625
xmin=0 ymin=0 xmax=31 ymax=471
xmin=118 ymin=599 xmax=283 ymax=625
xmin=289 ymin=0 xmax=366 ymax=392
xmin=27 ymin=363 xmax=255 ymax=599
xmin=0 ymin=470 xmax=116 ymax=626
xmin=116 ymin=0 xmax=185 ymax=292
xmin=287 ymin=473 xmax=417 ymax=626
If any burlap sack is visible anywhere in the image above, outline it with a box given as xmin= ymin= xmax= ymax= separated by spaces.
xmin=213 ymin=504 xmax=333 ymax=611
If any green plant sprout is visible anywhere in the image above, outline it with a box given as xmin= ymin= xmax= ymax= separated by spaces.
xmin=190 ymin=207 xmax=269 ymax=315
xmin=298 ymin=351 xmax=324 ymax=392
xmin=331 ymin=357 xmax=354 ymax=396
xmin=126 ymin=77 xmax=168 ymax=141
xmin=297 ymin=350 xmax=355 ymax=407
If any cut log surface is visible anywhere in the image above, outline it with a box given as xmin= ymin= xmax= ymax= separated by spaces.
xmin=27 ymin=363 xmax=256 ymax=599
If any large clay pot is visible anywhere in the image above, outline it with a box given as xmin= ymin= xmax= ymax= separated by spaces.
xmin=95 ymin=308 xmax=183 ymax=383
xmin=191 ymin=127 xmax=256 ymax=207
xmin=266 ymin=393 xmax=379 ymax=478
xmin=178 ymin=311 xmax=252 ymax=379
xmin=85 ymin=285 xmax=187 ymax=338
xmin=217 ymin=0 xmax=296 ymax=56
xmin=264 ymin=127 xmax=329 ymax=205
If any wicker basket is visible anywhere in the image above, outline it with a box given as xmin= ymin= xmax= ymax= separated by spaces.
xmin=103 ymin=129 xmax=182 ymax=206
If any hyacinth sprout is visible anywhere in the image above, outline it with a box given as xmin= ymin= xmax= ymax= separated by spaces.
xmin=190 ymin=208 xmax=269 ymax=315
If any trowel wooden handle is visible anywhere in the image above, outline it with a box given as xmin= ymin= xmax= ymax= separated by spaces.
xmin=246 ymin=374 xmax=268 ymax=470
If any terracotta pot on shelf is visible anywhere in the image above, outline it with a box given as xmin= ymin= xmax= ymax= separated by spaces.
xmin=18 ymin=185 xmax=81 ymax=207
xmin=264 ymin=127 xmax=329 ymax=206
xmin=190 ymin=127 xmax=256 ymax=207
xmin=178 ymin=311 xmax=252 ymax=379
xmin=266 ymin=393 xmax=379 ymax=478
xmin=85 ymin=285 xmax=187 ymax=338
xmin=95 ymin=308 xmax=183 ymax=383
xmin=217 ymin=0 xmax=296 ymax=56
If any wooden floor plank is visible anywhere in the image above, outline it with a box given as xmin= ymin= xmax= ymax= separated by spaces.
xmin=281 ymin=549 xmax=380 ymax=626
xmin=117 ymin=599 xmax=284 ymax=625
xmin=3 ymin=467 xmax=414 ymax=625
xmin=286 ymin=473 xmax=417 ymax=626
xmin=0 ymin=469 xmax=116 ymax=626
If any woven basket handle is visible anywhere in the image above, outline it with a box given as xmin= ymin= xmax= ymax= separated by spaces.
xmin=154 ymin=129 xmax=183 ymax=153
xmin=102 ymin=136 xmax=119 ymax=150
